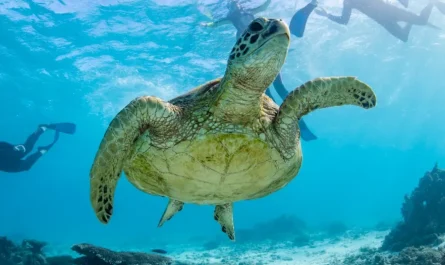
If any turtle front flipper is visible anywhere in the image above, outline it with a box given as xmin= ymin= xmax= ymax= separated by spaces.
xmin=214 ymin=203 xmax=235 ymax=241
xmin=90 ymin=96 xmax=180 ymax=224
xmin=274 ymin=77 xmax=376 ymax=156
xmin=158 ymin=199 xmax=184 ymax=227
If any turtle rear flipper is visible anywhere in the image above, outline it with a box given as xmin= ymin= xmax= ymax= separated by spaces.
xmin=214 ymin=203 xmax=235 ymax=241
xmin=90 ymin=96 xmax=181 ymax=224
xmin=274 ymin=77 xmax=376 ymax=157
xmin=158 ymin=199 xmax=184 ymax=227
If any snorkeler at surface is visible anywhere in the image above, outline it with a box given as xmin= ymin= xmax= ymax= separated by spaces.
xmin=0 ymin=123 xmax=76 ymax=173
xmin=201 ymin=0 xmax=318 ymax=141
xmin=397 ymin=0 xmax=409 ymax=8
xmin=200 ymin=0 xmax=267 ymax=38
xmin=314 ymin=0 xmax=444 ymax=42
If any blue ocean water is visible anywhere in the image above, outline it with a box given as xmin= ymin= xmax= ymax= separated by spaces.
xmin=0 ymin=0 xmax=444 ymax=255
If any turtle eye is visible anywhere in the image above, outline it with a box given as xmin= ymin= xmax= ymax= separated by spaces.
xmin=249 ymin=21 xmax=263 ymax=32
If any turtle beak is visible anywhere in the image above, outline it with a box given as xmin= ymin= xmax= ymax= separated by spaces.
xmin=261 ymin=19 xmax=290 ymax=43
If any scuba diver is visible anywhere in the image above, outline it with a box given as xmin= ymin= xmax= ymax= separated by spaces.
xmin=0 ymin=123 xmax=76 ymax=173
xmin=200 ymin=0 xmax=319 ymax=141
xmin=314 ymin=0 xmax=445 ymax=42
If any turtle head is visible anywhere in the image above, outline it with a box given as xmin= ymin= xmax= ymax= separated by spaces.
xmin=224 ymin=18 xmax=290 ymax=92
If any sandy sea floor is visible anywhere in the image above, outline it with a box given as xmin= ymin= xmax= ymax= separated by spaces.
xmin=170 ymin=230 xmax=389 ymax=265
xmin=42 ymin=230 xmax=390 ymax=264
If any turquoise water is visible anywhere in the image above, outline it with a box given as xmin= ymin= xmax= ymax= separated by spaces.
xmin=0 ymin=0 xmax=444 ymax=252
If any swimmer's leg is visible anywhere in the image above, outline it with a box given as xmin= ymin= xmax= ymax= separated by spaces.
xmin=38 ymin=131 xmax=60 ymax=153
xmin=14 ymin=132 xmax=60 ymax=172
xmin=397 ymin=0 xmax=409 ymax=8
xmin=299 ymin=118 xmax=318 ymax=141
xmin=394 ymin=2 xmax=434 ymax=25
xmin=434 ymin=1 xmax=445 ymax=15
xmin=265 ymin=87 xmax=278 ymax=103
xmin=18 ymin=151 xmax=44 ymax=171
xmin=380 ymin=21 xmax=412 ymax=42
xmin=272 ymin=73 xmax=289 ymax=101
xmin=417 ymin=2 xmax=434 ymax=24
xmin=317 ymin=0 xmax=352 ymax=25
xmin=22 ymin=126 xmax=46 ymax=157
xmin=4 ymin=147 xmax=51 ymax=172
xmin=290 ymin=0 xmax=318 ymax=37
xmin=270 ymin=73 xmax=319 ymax=141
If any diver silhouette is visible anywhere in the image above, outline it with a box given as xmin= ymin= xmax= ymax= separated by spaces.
xmin=315 ymin=0 xmax=444 ymax=42
xmin=201 ymin=0 xmax=318 ymax=141
xmin=0 ymin=123 xmax=76 ymax=173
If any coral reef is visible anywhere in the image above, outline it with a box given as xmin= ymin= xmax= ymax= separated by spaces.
xmin=21 ymin=240 xmax=47 ymax=255
xmin=339 ymin=246 xmax=445 ymax=265
xmin=335 ymin=164 xmax=445 ymax=264
xmin=382 ymin=163 xmax=445 ymax=251
xmin=0 ymin=237 xmax=47 ymax=265
xmin=0 ymin=236 xmax=189 ymax=265
xmin=71 ymin=243 xmax=184 ymax=265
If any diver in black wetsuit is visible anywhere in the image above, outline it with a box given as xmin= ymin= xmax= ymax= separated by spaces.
xmin=201 ymin=0 xmax=319 ymax=141
xmin=0 ymin=123 xmax=76 ymax=173
xmin=314 ymin=0 xmax=444 ymax=42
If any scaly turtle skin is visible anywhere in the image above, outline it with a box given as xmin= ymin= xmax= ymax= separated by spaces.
xmin=90 ymin=18 xmax=377 ymax=241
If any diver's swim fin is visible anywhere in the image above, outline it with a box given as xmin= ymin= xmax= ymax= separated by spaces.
xmin=265 ymin=88 xmax=317 ymax=141
xmin=427 ymin=22 xmax=441 ymax=30
xmin=397 ymin=0 xmax=409 ymax=8
xmin=265 ymin=88 xmax=276 ymax=101
xmin=266 ymin=90 xmax=317 ymax=141
xmin=38 ymin=131 xmax=60 ymax=152
xmin=47 ymin=123 xmax=76 ymax=134
xmin=299 ymin=118 xmax=317 ymax=141
xmin=435 ymin=1 xmax=445 ymax=15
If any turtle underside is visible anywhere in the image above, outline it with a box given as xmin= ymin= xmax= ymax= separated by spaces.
xmin=116 ymin=78 xmax=302 ymax=205
xmin=124 ymin=118 xmax=302 ymax=205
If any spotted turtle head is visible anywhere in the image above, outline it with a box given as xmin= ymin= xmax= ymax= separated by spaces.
xmin=225 ymin=18 xmax=290 ymax=92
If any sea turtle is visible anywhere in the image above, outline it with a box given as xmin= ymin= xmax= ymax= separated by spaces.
xmin=90 ymin=17 xmax=377 ymax=241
